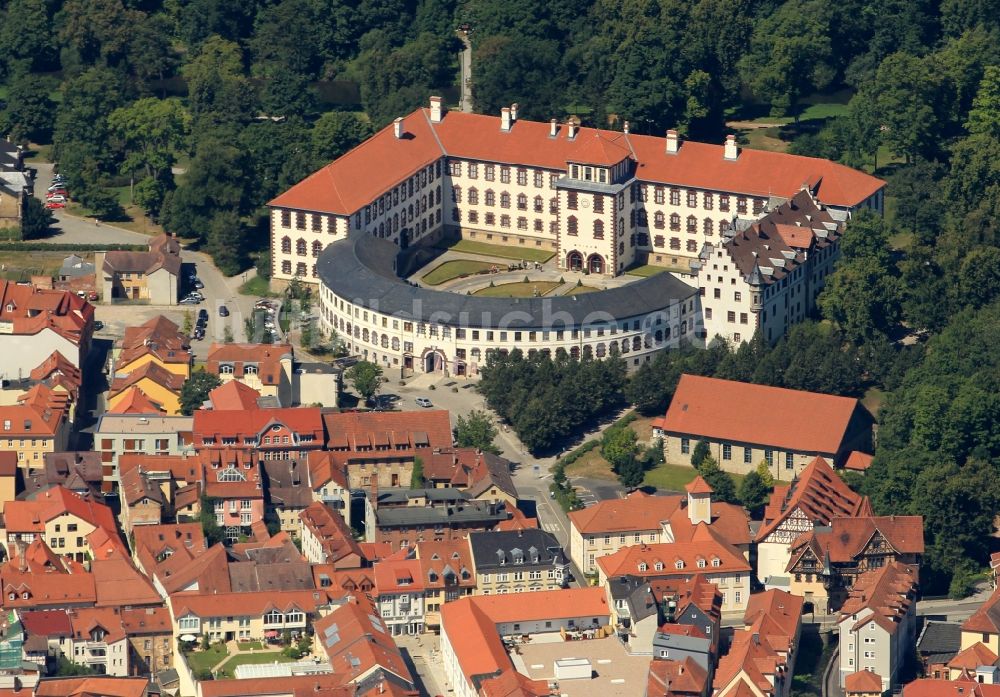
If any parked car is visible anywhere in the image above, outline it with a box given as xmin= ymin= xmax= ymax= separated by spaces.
xmin=93 ymin=320 xmax=104 ymax=331
xmin=47 ymin=185 xmax=67 ymax=194
xmin=87 ymin=291 xmax=98 ymax=301
xmin=415 ymin=397 xmax=433 ymax=408
xmin=179 ymin=297 xmax=198 ymax=305
xmin=45 ymin=201 xmax=65 ymax=209
xmin=218 ymin=305 xmax=230 ymax=317
xmin=187 ymin=291 xmax=204 ymax=300
xmin=198 ymin=309 xmax=208 ymax=320
xmin=192 ymin=280 xmax=204 ymax=290
xmin=45 ymin=195 xmax=67 ymax=204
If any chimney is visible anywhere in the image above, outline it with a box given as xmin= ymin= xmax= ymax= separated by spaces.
xmin=510 ymin=103 xmax=519 ymax=121
xmin=666 ymin=130 xmax=679 ymax=155
xmin=567 ymin=121 xmax=577 ymax=140
xmin=500 ymin=107 xmax=512 ymax=132
xmin=393 ymin=118 xmax=404 ymax=139
xmin=429 ymin=96 xmax=443 ymax=123
xmin=724 ymin=134 xmax=738 ymax=160
xmin=623 ymin=121 xmax=630 ymax=134
xmin=549 ymin=119 xmax=558 ymax=138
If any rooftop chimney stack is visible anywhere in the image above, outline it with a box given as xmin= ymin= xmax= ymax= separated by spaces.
xmin=567 ymin=121 xmax=577 ymax=140
xmin=500 ymin=107 xmax=512 ymax=132
xmin=549 ymin=119 xmax=558 ymax=138
xmin=623 ymin=121 xmax=630 ymax=134
xmin=429 ymin=96 xmax=443 ymax=123
xmin=510 ymin=103 xmax=519 ymax=121
xmin=724 ymin=134 xmax=739 ymax=160
xmin=393 ymin=118 xmax=404 ymax=139
xmin=666 ymin=130 xmax=679 ymax=155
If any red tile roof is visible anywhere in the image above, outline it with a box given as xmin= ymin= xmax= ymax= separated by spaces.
xmin=35 ymin=677 xmax=149 ymax=697
xmin=313 ymin=595 xmax=413 ymax=685
xmin=20 ymin=609 xmax=73 ymax=637
xmin=757 ymin=457 xmax=869 ymax=542
xmin=30 ymin=351 xmax=82 ymax=388
xmin=416 ymin=539 xmax=476 ymax=591
xmin=839 ymin=562 xmax=918 ymax=635
xmin=301 ymin=501 xmax=364 ymax=567
xmin=464 ymin=587 xmax=609 ymax=625
xmin=646 ymin=657 xmax=708 ymax=696
xmin=569 ymin=490 xmax=681 ymax=534
xmin=116 ymin=315 xmax=190 ymax=370
xmin=479 ymin=670 xmax=551 ymax=697
xmin=193 ymin=407 xmax=324 ymax=443
xmin=742 ymin=589 xmax=803 ymax=657
xmin=120 ymin=606 xmax=172 ymax=636
xmin=198 ymin=675 xmax=350 ymax=697
xmin=0 ymin=281 xmax=93 ymax=345
xmin=440 ymin=598 xmax=513 ymax=686
xmin=270 ymin=107 xmax=884 ymax=215
xmin=963 ymin=585 xmax=1000 ymax=635
xmin=374 ymin=558 xmax=425 ymax=594
xmin=661 ymin=374 xmax=869 ymax=455
xmin=170 ymin=588 xmax=338 ymax=619
xmin=685 ymin=476 xmax=713 ymax=494
xmin=108 ymin=361 xmax=186 ymax=398
xmin=786 ymin=515 xmax=924 ymax=571
xmin=0 ymin=397 xmax=65 ymax=437
xmin=844 ymin=670 xmax=884 ymax=692
xmin=91 ymin=555 xmax=162 ymax=607
xmin=713 ymin=629 xmax=785 ymax=696
xmin=106 ymin=386 xmax=164 ymax=415
xmin=323 ymin=409 xmax=453 ymax=451
xmin=948 ymin=642 xmax=999 ymax=670
xmin=205 ymin=343 xmax=293 ymax=386
xmin=649 ymin=574 xmax=722 ymax=623
xmin=844 ymin=451 xmax=874 ymax=472
xmin=596 ymin=536 xmax=751 ymax=579
xmin=208 ymin=380 xmax=262 ymax=410
xmin=4 ymin=485 xmax=116 ymax=534
xmin=0 ymin=565 xmax=97 ymax=608
xmin=902 ymin=679 xmax=1000 ymax=697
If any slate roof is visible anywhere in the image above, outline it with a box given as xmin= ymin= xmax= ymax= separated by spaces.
xmin=916 ymin=620 xmax=962 ymax=666
xmin=317 ymin=234 xmax=697 ymax=329
xmin=468 ymin=529 xmax=566 ymax=572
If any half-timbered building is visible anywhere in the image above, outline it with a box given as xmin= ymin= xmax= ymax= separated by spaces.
xmin=786 ymin=515 xmax=924 ymax=612
xmin=755 ymin=457 xmax=871 ymax=589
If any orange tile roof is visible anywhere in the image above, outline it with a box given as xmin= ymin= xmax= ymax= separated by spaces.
xmin=118 ymin=453 xmax=201 ymax=483
xmin=439 ymin=598 xmax=513 ymax=685
xmin=742 ymin=589 xmax=803 ymax=657
xmin=300 ymin=501 xmax=364 ymax=567
xmin=757 ymin=457 xmax=868 ymax=542
xmin=374 ymin=558 xmax=425 ymax=594
xmin=495 ymin=505 xmax=538 ymax=532
xmin=35 ymin=677 xmax=149 ymax=697
xmin=170 ymin=588 xmax=338 ymax=619
xmin=596 ymin=537 xmax=751 ymax=579
xmin=270 ymin=107 xmax=884 ymax=215
xmin=948 ymin=642 xmax=998 ymax=670
xmin=713 ymin=629 xmax=785 ymax=695
xmin=108 ymin=361 xmax=186 ymax=398
xmin=323 ymin=409 xmax=453 ymax=451
xmin=120 ymin=606 xmax=172 ymax=636
xmin=964 ymin=585 xmax=1000 ymax=635
xmin=416 ymin=539 xmax=476 ymax=591
xmin=844 ymin=670 xmax=884 ymax=692
xmin=666 ymin=500 xmax=752 ymax=548
xmin=199 ymin=676 xmax=352 ymax=697
xmin=208 ymin=380 xmax=262 ymax=410
xmin=116 ymin=315 xmax=191 ymax=370
xmin=479 ymin=670 xmax=551 ymax=697
xmin=313 ymin=595 xmax=413 ymax=685
xmin=649 ymin=574 xmax=722 ymax=622
xmin=646 ymin=657 xmax=708 ymax=696
xmin=839 ymin=562 xmax=918 ymax=635
xmin=844 ymin=451 xmax=874 ymax=472
xmin=465 ymin=587 xmax=609 ymax=624
xmin=4 ymin=485 xmax=116 ymax=534
xmin=91 ymin=555 xmax=162 ymax=607
xmin=0 ymin=281 xmax=93 ymax=345
xmin=206 ymin=343 xmax=293 ymax=386
xmin=156 ymin=543 xmax=231 ymax=595
xmin=1 ymin=566 xmax=96 ymax=608
xmin=30 ymin=351 xmax=82 ymax=387
xmin=193 ymin=407 xmax=325 ymax=443
xmin=67 ymin=606 xmax=127 ymax=644
xmin=685 ymin=476 xmax=713 ymax=494
xmin=902 ymin=679 xmax=1000 ymax=697
xmin=662 ymin=374 xmax=869 ymax=455
xmin=106 ymin=386 xmax=165 ymax=415
xmin=569 ymin=490 xmax=681 ymax=534
xmin=787 ymin=515 xmax=924 ymax=571
xmin=0 ymin=397 xmax=65 ymax=437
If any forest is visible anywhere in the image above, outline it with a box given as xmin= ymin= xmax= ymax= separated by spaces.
xmin=2 ymin=0 xmax=1000 ymax=594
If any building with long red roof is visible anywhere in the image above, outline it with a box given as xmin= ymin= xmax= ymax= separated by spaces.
xmin=269 ymin=98 xmax=884 ymax=376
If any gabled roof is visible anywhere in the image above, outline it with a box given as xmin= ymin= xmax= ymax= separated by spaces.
xmin=685 ymin=476 xmax=713 ymax=495
xmin=300 ymin=502 xmax=364 ymax=566
xmin=313 ymin=595 xmax=413 ymax=686
xmin=902 ymin=679 xmax=1000 ymax=697
xmin=35 ymin=677 xmax=149 ymax=697
xmin=948 ymin=642 xmax=999 ymax=671
xmin=108 ymin=361 xmax=185 ymax=398
xmin=569 ymin=490 xmax=681 ymax=534
xmin=20 ymin=609 xmax=73 ymax=637
xmin=786 ymin=515 xmax=924 ymax=571
xmin=269 ymin=107 xmax=884 ymax=215
xmin=116 ymin=315 xmax=190 ymax=369
xmin=170 ymin=588 xmax=338 ymax=620
xmin=4 ymin=485 xmax=115 ymax=534
xmin=208 ymin=379 xmax=262 ymax=410
xmin=596 ymin=537 xmax=751 ymax=579
xmin=91 ymin=555 xmax=162 ymax=607
xmin=193 ymin=407 xmax=325 ymax=442
xmin=662 ymin=374 xmax=869 ymax=455
xmin=106 ymin=386 xmax=165 ymax=415
xmin=646 ymin=657 xmax=708 ymax=696
xmin=0 ymin=281 xmax=93 ymax=345
xmin=323 ymin=409 xmax=453 ymax=451
xmin=844 ymin=670 xmax=884 ymax=692
xmin=205 ymin=342 xmax=293 ymax=386
xmin=964 ymin=585 xmax=1000 ymax=635
xmin=742 ymin=589 xmax=803 ymax=657
xmin=839 ymin=562 xmax=918 ymax=635
xmin=757 ymin=457 xmax=868 ymax=542
xmin=844 ymin=451 xmax=874 ymax=472
xmin=373 ymin=558 xmax=425 ymax=594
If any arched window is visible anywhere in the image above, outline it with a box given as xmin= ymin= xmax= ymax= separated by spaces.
xmin=669 ymin=213 xmax=680 ymax=231
xmin=686 ymin=215 xmax=697 ymax=233
xmin=296 ymin=238 xmax=307 ymax=256
xmin=621 ymin=338 xmax=630 ymax=353
xmin=632 ymin=336 xmax=641 ymax=351
xmin=593 ymin=220 xmax=604 ymax=239
xmin=362 ymin=329 xmax=369 ymax=342
xmin=596 ymin=343 xmax=606 ymax=358
xmin=468 ymin=188 xmax=479 ymax=205
xmin=391 ymin=337 xmax=400 ymax=350
xmin=517 ymin=194 xmax=527 ymax=210
xmin=567 ymin=216 xmax=578 ymax=236
xmin=281 ymin=236 xmax=291 ymax=253
xmin=381 ymin=335 xmax=389 ymax=348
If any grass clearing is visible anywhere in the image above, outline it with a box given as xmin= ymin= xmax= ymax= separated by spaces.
xmin=625 ymin=264 xmax=669 ymax=278
xmin=239 ymin=275 xmax=277 ymax=297
xmin=643 ymin=463 xmax=745 ymax=493
xmin=744 ymin=126 xmax=790 ymax=153
xmin=473 ymin=280 xmax=562 ymax=297
xmin=184 ymin=643 xmax=229 ymax=675
xmin=217 ymin=651 xmax=297 ymax=679
xmin=439 ymin=238 xmax=555 ymax=263
xmin=565 ymin=284 xmax=600 ymax=295
xmin=237 ymin=641 xmax=263 ymax=651
xmin=0 ymin=249 xmax=89 ymax=280
xmin=862 ymin=387 xmax=886 ymax=417
xmin=565 ymin=448 xmax=618 ymax=481
xmin=422 ymin=259 xmax=495 ymax=285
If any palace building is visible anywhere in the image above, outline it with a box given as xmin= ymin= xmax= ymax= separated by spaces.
xmin=268 ymin=97 xmax=886 ymax=373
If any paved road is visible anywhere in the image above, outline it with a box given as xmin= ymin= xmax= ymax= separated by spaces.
xmin=30 ymin=162 xmax=265 ymax=352
xmin=458 ymin=33 xmax=473 ymax=113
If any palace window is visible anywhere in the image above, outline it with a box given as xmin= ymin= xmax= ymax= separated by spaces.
xmin=517 ymin=194 xmax=527 ymax=210
xmin=669 ymin=214 xmax=680 ymax=231
xmin=722 ymin=443 xmax=732 ymax=460
xmin=593 ymin=220 xmax=604 ymax=239
xmin=687 ymin=191 xmax=697 ymax=208
xmin=654 ymin=187 xmax=665 ymax=204
xmin=485 ymin=190 xmax=495 ymax=206
xmin=567 ymin=216 xmax=578 ymax=236
xmin=703 ymin=192 xmax=713 ymax=210
xmin=670 ymin=188 xmax=680 ymax=206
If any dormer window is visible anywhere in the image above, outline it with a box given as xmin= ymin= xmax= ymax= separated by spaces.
xmin=245 ymin=365 xmax=258 ymax=375
xmin=21 ymin=592 xmax=29 ymax=600
xmin=711 ymin=557 xmax=721 ymax=567
xmin=638 ymin=562 xmax=648 ymax=572
xmin=675 ymin=560 xmax=684 ymax=569
xmin=8 ymin=592 xmax=15 ymax=601
xmin=697 ymin=558 xmax=706 ymax=568
xmin=654 ymin=562 xmax=664 ymax=571
xmin=220 ymin=364 xmax=234 ymax=374
xmin=5 ymin=304 xmax=14 ymax=313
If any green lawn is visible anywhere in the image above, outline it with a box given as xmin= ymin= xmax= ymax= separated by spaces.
xmin=438 ymin=239 xmax=555 ymax=263
xmin=473 ymin=281 xmax=562 ymax=297
xmin=237 ymin=641 xmax=263 ymax=651
xmin=421 ymin=259 xmax=494 ymax=285
xmin=862 ymin=387 xmax=886 ymax=417
xmin=625 ymin=264 xmax=669 ymax=278
xmin=239 ymin=275 xmax=277 ymax=297
xmin=217 ymin=651 xmax=297 ymax=679
xmin=643 ymin=463 xmax=745 ymax=492
xmin=565 ymin=285 xmax=600 ymax=295
xmin=184 ymin=644 xmax=229 ymax=674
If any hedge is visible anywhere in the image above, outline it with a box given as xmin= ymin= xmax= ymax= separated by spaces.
xmin=0 ymin=242 xmax=147 ymax=252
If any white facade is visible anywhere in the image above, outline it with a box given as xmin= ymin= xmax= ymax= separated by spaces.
xmin=839 ymin=609 xmax=916 ymax=692
xmin=0 ymin=328 xmax=85 ymax=382
xmin=377 ymin=591 xmax=425 ymax=636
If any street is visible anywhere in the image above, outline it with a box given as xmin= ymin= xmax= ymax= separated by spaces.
xmin=30 ymin=162 xmax=264 ymax=354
